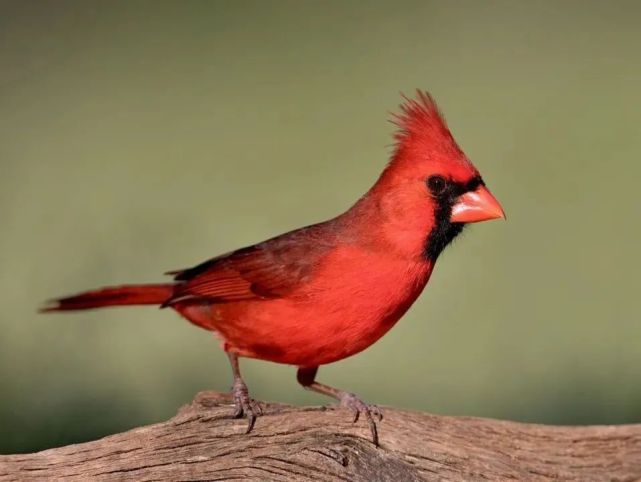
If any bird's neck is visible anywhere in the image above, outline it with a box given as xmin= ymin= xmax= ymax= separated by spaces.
xmin=340 ymin=182 xmax=436 ymax=263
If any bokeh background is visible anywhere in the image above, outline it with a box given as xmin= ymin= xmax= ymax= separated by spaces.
xmin=2 ymin=0 xmax=640 ymax=454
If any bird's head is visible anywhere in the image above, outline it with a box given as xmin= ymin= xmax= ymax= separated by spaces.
xmin=368 ymin=91 xmax=505 ymax=260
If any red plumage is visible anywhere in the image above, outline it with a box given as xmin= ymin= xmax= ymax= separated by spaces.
xmin=43 ymin=91 xmax=504 ymax=444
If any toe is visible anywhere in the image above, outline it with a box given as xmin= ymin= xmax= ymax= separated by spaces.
xmin=232 ymin=404 xmax=244 ymax=418
xmin=338 ymin=393 xmax=381 ymax=446
xmin=351 ymin=408 xmax=360 ymax=423
xmin=363 ymin=408 xmax=380 ymax=446
xmin=245 ymin=411 xmax=257 ymax=433
xmin=232 ymin=392 xmax=263 ymax=434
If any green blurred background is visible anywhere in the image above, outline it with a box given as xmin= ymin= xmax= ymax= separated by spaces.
xmin=1 ymin=1 xmax=640 ymax=454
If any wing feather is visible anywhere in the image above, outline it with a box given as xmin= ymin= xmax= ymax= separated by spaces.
xmin=165 ymin=224 xmax=335 ymax=306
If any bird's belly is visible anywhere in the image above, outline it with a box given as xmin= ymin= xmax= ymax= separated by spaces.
xmin=181 ymin=256 xmax=433 ymax=366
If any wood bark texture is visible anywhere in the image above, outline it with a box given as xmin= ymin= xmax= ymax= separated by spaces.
xmin=1 ymin=391 xmax=640 ymax=481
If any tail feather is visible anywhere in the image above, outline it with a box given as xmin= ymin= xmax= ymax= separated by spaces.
xmin=41 ymin=283 xmax=174 ymax=312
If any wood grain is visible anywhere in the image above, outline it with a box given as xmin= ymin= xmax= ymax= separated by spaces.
xmin=2 ymin=391 xmax=640 ymax=481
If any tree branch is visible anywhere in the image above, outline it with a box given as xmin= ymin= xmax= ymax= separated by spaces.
xmin=1 ymin=391 xmax=640 ymax=481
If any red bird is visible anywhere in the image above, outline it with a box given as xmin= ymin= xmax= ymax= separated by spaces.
xmin=43 ymin=91 xmax=504 ymax=445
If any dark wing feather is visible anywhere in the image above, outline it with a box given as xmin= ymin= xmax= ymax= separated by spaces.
xmin=165 ymin=224 xmax=335 ymax=306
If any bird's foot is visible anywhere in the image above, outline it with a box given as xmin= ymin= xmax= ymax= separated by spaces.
xmin=231 ymin=378 xmax=263 ymax=433
xmin=338 ymin=392 xmax=383 ymax=446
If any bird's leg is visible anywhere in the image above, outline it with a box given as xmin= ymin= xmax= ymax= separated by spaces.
xmin=227 ymin=352 xmax=262 ymax=433
xmin=296 ymin=366 xmax=383 ymax=446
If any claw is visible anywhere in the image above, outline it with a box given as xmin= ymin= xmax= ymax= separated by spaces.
xmin=339 ymin=392 xmax=382 ymax=446
xmin=245 ymin=411 xmax=256 ymax=434
xmin=231 ymin=378 xmax=262 ymax=433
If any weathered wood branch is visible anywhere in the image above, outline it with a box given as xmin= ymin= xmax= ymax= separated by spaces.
xmin=1 ymin=391 xmax=641 ymax=481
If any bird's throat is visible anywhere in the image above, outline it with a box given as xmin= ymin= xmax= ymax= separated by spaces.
xmin=423 ymin=198 xmax=465 ymax=261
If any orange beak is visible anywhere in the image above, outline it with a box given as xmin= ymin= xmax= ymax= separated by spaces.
xmin=450 ymin=185 xmax=505 ymax=223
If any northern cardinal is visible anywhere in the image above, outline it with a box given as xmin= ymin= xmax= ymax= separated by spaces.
xmin=43 ymin=91 xmax=504 ymax=445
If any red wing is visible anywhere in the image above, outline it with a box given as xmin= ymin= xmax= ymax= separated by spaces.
xmin=165 ymin=225 xmax=334 ymax=305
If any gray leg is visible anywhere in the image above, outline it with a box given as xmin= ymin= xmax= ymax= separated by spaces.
xmin=297 ymin=366 xmax=382 ymax=446
xmin=228 ymin=352 xmax=262 ymax=433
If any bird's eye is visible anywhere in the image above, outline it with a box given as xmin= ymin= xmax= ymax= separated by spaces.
xmin=427 ymin=175 xmax=447 ymax=196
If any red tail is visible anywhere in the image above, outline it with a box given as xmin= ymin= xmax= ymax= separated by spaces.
xmin=41 ymin=284 xmax=174 ymax=312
